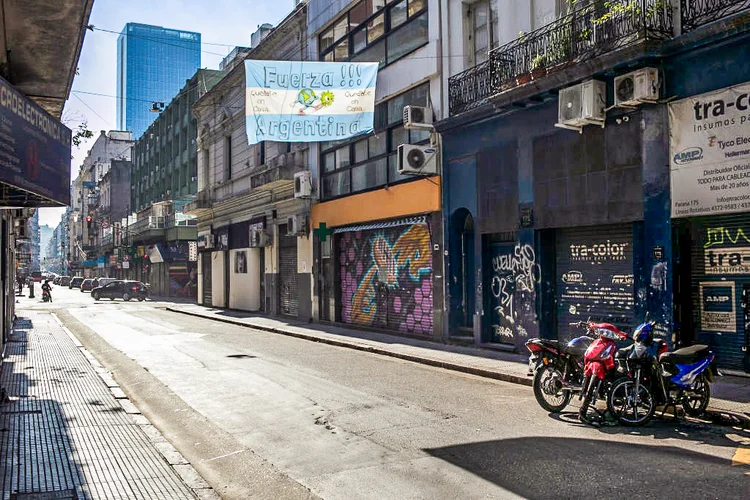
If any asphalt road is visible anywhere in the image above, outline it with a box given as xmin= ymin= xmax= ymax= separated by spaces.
xmin=18 ymin=286 xmax=750 ymax=499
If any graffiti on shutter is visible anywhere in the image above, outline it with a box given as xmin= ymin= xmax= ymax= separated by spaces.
xmin=488 ymin=242 xmax=540 ymax=348
xmin=340 ymin=223 xmax=433 ymax=335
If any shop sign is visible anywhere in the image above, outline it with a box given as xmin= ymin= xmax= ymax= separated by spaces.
xmin=122 ymin=261 xmax=129 ymax=269
xmin=0 ymin=76 xmax=72 ymax=205
xmin=703 ymin=226 xmax=750 ymax=275
xmin=109 ymin=255 xmax=117 ymax=265
xmin=669 ymin=81 xmax=750 ymax=217
xmin=699 ymin=282 xmax=736 ymax=332
xmin=568 ymin=240 xmax=629 ymax=263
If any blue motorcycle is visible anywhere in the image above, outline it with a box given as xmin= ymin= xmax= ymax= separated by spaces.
xmin=606 ymin=321 xmax=719 ymax=426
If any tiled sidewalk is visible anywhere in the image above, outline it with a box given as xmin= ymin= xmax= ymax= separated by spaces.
xmin=167 ymin=304 xmax=750 ymax=420
xmin=0 ymin=311 xmax=204 ymax=500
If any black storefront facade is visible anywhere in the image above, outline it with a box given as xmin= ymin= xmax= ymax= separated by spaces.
xmin=441 ymin=101 xmax=669 ymax=353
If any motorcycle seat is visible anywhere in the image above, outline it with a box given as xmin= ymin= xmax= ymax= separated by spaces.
xmin=659 ymin=344 xmax=710 ymax=365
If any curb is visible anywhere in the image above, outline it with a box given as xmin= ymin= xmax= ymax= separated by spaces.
xmin=165 ymin=307 xmax=533 ymax=388
xmin=166 ymin=307 xmax=750 ymax=428
xmin=51 ymin=313 xmax=220 ymax=500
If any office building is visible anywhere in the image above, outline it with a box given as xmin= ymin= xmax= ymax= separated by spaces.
xmin=116 ymin=23 xmax=201 ymax=139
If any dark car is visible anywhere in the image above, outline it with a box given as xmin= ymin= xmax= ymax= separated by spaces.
xmin=53 ymin=276 xmax=60 ymax=285
xmin=91 ymin=281 xmax=149 ymax=302
xmin=69 ymin=277 xmax=84 ymax=289
xmin=81 ymin=278 xmax=99 ymax=292
xmin=60 ymin=276 xmax=71 ymax=287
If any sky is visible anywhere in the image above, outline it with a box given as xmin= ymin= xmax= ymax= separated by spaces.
xmin=38 ymin=0 xmax=287 ymax=227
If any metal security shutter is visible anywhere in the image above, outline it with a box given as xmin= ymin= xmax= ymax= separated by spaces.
xmin=339 ymin=221 xmax=433 ymax=335
xmin=279 ymin=229 xmax=298 ymax=317
xmin=688 ymin=214 xmax=750 ymax=371
xmin=556 ymin=224 xmax=635 ymax=341
xmin=202 ymin=253 xmax=212 ymax=305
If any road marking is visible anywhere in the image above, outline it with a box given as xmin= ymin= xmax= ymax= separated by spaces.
xmin=732 ymin=445 xmax=750 ymax=468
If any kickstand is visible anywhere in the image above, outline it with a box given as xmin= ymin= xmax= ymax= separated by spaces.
xmin=659 ymin=402 xmax=680 ymax=422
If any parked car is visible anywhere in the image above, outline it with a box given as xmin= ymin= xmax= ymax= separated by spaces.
xmin=31 ymin=271 xmax=43 ymax=282
xmin=69 ymin=277 xmax=84 ymax=289
xmin=97 ymin=278 xmax=118 ymax=288
xmin=81 ymin=278 xmax=101 ymax=292
xmin=60 ymin=276 xmax=71 ymax=287
xmin=53 ymin=276 xmax=60 ymax=285
xmin=91 ymin=281 xmax=149 ymax=302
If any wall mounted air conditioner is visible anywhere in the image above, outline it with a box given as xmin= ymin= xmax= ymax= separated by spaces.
xmin=286 ymin=215 xmax=308 ymax=236
xmin=556 ymin=79 xmax=606 ymax=132
xmin=403 ymin=105 xmax=433 ymax=130
xmin=397 ymin=144 xmax=438 ymax=175
xmin=294 ymin=171 xmax=312 ymax=198
xmin=249 ymin=228 xmax=271 ymax=247
xmin=614 ymin=67 xmax=660 ymax=107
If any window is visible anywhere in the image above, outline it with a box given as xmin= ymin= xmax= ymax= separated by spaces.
xmin=225 ymin=136 xmax=232 ymax=180
xmin=319 ymin=0 xmax=428 ymax=68
xmin=469 ymin=1 xmax=499 ymax=66
xmin=319 ymin=83 xmax=430 ymax=200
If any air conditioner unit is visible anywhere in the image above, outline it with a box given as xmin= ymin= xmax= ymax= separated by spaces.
xmin=249 ymin=228 xmax=271 ymax=247
xmin=557 ymin=79 xmax=606 ymax=130
xmin=286 ymin=215 xmax=308 ymax=236
xmin=397 ymin=144 xmax=438 ymax=175
xmin=614 ymin=67 xmax=660 ymax=107
xmin=403 ymin=105 xmax=433 ymax=130
xmin=294 ymin=171 xmax=312 ymax=198
xmin=14 ymin=224 xmax=28 ymax=239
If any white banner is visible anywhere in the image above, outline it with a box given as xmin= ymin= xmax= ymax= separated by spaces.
xmin=669 ymin=81 xmax=750 ymax=217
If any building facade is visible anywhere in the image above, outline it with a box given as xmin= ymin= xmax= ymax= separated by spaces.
xmin=118 ymin=69 xmax=224 ymax=297
xmin=68 ymin=131 xmax=134 ymax=275
xmin=439 ymin=0 xmax=750 ymax=372
xmin=117 ymin=23 xmax=201 ymax=139
xmin=187 ymin=3 xmax=311 ymax=317
xmin=307 ymin=0 xmax=445 ymax=339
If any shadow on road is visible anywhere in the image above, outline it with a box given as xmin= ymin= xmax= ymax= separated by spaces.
xmin=425 ymin=436 xmax=746 ymax=499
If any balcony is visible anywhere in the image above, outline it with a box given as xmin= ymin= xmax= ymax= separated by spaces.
xmin=166 ymin=212 xmax=198 ymax=241
xmin=448 ymin=0 xmax=749 ymax=115
xmin=166 ymin=213 xmax=198 ymax=228
xmin=183 ymin=190 xmax=213 ymax=217
xmin=249 ymin=159 xmax=296 ymax=191
xmin=129 ymin=216 xmax=166 ymax=239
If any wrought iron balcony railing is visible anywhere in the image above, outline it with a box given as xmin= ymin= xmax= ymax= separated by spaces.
xmin=681 ymin=0 xmax=750 ymax=30
xmin=448 ymin=0 xmax=748 ymax=115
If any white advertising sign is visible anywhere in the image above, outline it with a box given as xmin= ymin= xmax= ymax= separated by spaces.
xmin=669 ymin=82 xmax=750 ymax=217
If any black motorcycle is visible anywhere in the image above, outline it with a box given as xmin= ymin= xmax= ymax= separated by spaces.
xmin=525 ymin=324 xmax=595 ymax=412
xmin=607 ymin=322 xmax=719 ymax=426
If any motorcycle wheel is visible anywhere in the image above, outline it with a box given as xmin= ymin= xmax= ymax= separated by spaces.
xmin=122 ymin=292 xmax=131 ymax=302
xmin=607 ymin=377 xmax=655 ymax=426
xmin=682 ymin=373 xmax=711 ymax=417
xmin=533 ymin=365 xmax=572 ymax=413
xmin=578 ymin=375 xmax=597 ymax=420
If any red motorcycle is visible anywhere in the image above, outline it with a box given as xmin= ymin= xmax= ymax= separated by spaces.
xmin=574 ymin=321 xmax=629 ymax=425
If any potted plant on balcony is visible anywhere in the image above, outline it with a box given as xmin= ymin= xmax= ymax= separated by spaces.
xmin=530 ymin=54 xmax=548 ymax=80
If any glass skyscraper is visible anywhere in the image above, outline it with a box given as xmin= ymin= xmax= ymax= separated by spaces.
xmin=116 ymin=23 xmax=201 ymax=139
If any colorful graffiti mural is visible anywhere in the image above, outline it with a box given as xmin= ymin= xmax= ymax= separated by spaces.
xmin=340 ymin=223 xmax=433 ymax=335
xmin=169 ymin=261 xmax=197 ymax=298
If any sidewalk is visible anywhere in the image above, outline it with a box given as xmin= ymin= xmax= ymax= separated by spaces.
xmin=166 ymin=304 xmax=750 ymax=422
xmin=0 ymin=311 xmax=215 ymax=500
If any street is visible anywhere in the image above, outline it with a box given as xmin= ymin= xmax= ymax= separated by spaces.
xmin=20 ymin=286 xmax=750 ymax=499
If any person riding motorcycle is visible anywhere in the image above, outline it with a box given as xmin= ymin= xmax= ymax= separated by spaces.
xmin=42 ymin=280 xmax=52 ymax=303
